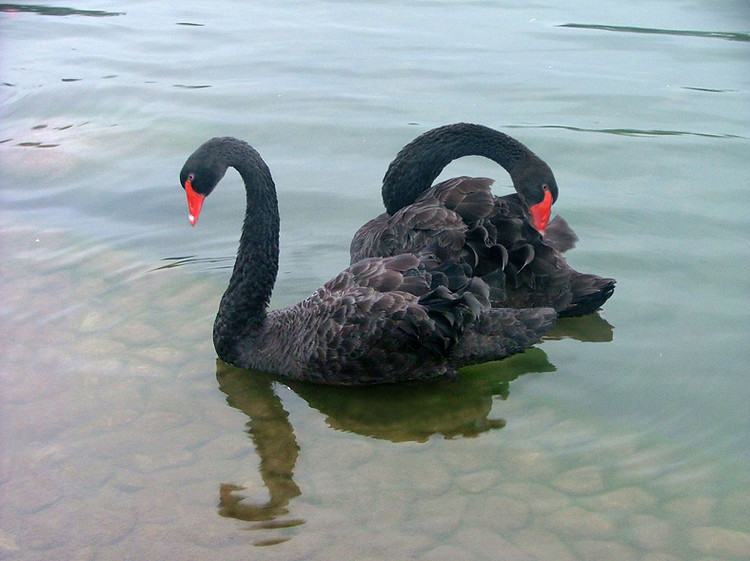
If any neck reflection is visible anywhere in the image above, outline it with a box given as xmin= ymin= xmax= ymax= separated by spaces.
xmin=216 ymin=364 xmax=304 ymax=542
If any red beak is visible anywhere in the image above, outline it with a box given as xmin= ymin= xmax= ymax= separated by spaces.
xmin=528 ymin=190 xmax=553 ymax=235
xmin=185 ymin=179 xmax=205 ymax=226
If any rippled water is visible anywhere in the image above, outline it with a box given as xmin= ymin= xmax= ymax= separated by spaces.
xmin=2 ymin=1 xmax=749 ymax=559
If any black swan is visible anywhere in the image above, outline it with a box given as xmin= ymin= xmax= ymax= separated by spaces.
xmin=179 ymin=137 xmax=556 ymax=385
xmin=350 ymin=123 xmax=615 ymax=317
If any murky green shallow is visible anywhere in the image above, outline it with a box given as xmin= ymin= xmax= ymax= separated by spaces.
xmin=2 ymin=225 xmax=748 ymax=560
xmin=2 ymin=1 xmax=749 ymax=559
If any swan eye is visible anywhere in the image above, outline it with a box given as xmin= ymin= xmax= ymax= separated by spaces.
xmin=541 ymin=183 xmax=549 ymax=191
xmin=188 ymin=173 xmax=195 ymax=182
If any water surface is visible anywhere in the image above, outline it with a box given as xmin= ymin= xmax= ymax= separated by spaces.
xmin=1 ymin=1 xmax=749 ymax=559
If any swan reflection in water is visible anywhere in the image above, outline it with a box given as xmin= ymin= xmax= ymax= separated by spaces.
xmin=216 ymin=368 xmax=304 ymax=539
xmin=215 ymin=312 xmax=613 ymax=543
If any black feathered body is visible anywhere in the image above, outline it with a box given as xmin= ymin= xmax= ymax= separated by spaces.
xmin=217 ymin=252 xmax=555 ymax=384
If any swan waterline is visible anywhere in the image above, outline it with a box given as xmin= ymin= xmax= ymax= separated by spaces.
xmin=179 ymin=136 xmax=556 ymax=385
xmin=351 ymin=123 xmax=615 ymax=317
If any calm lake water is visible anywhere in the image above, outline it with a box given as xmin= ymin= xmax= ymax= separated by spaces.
xmin=2 ymin=1 xmax=749 ymax=559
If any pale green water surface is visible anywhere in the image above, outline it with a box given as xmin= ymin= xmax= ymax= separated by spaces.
xmin=1 ymin=1 xmax=749 ymax=560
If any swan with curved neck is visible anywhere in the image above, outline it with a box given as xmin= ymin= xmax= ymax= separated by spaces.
xmin=351 ymin=123 xmax=615 ymax=317
xmin=381 ymin=123 xmax=557 ymax=233
xmin=179 ymin=136 xmax=556 ymax=384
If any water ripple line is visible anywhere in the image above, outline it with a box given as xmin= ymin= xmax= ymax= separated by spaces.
xmin=0 ymin=3 xmax=124 ymax=17
xmin=508 ymin=124 xmax=745 ymax=140
xmin=559 ymin=23 xmax=750 ymax=43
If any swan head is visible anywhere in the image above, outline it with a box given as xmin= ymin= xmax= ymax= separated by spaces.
xmin=179 ymin=138 xmax=230 ymax=225
xmin=512 ymin=158 xmax=559 ymax=235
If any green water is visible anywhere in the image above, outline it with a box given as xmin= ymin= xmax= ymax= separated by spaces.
xmin=1 ymin=1 xmax=749 ymax=559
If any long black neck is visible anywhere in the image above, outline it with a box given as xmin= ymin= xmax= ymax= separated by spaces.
xmin=213 ymin=140 xmax=280 ymax=360
xmin=382 ymin=123 xmax=539 ymax=215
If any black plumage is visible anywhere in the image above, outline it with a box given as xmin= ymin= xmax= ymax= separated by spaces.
xmin=179 ymin=137 xmax=556 ymax=385
xmin=350 ymin=123 xmax=615 ymax=317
